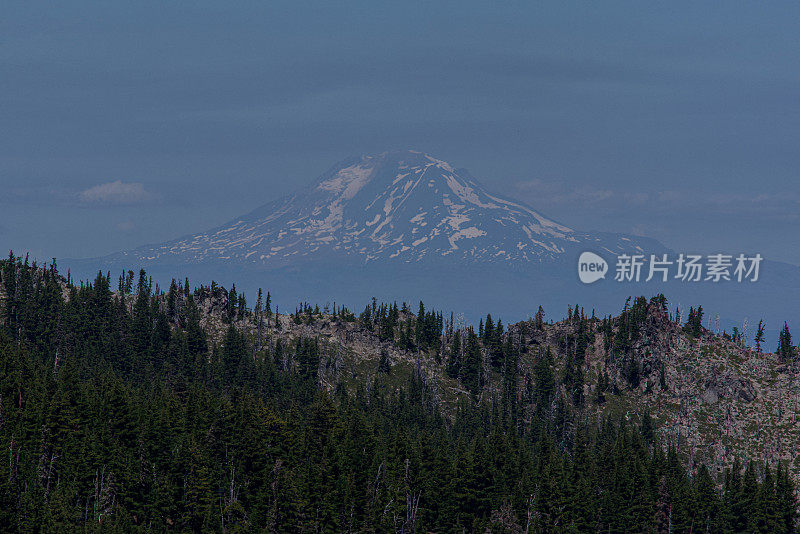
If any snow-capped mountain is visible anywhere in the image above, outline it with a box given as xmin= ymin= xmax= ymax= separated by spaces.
xmin=111 ymin=150 xmax=652 ymax=268
xmin=73 ymin=150 xmax=799 ymax=326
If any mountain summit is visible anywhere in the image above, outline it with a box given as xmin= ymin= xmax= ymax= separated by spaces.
xmin=111 ymin=150 xmax=650 ymax=269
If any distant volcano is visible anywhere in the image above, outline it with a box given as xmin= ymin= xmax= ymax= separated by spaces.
xmin=72 ymin=150 xmax=798 ymax=329
xmin=103 ymin=150 xmax=658 ymax=269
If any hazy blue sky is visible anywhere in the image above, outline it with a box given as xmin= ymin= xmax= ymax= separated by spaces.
xmin=2 ymin=1 xmax=799 ymax=264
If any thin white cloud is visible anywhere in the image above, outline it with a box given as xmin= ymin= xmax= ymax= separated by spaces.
xmin=78 ymin=180 xmax=154 ymax=205
xmin=515 ymin=179 xmax=799 ymax=220
xmin=515 ymin=179 xmax=627 ymax=205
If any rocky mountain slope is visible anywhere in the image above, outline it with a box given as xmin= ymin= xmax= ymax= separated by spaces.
xmin=185 ymin=284 xmax=800 ymax=484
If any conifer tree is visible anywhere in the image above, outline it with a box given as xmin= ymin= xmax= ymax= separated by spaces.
xmin=755 ymin=319 xmax=765 ymax=353
xmin=461 ymin=328 xmax=482 ymax=394
xmin=778 ymin=322 xmax=793 ymax=362
xmin=534 ymin=305 xmax=545 ymax=329
xmin=534 ymin=347 xmax=555 ymax=414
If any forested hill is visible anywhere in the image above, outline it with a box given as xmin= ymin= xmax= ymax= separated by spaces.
xmin=0 ymin=252 xmax=797 ymax=533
